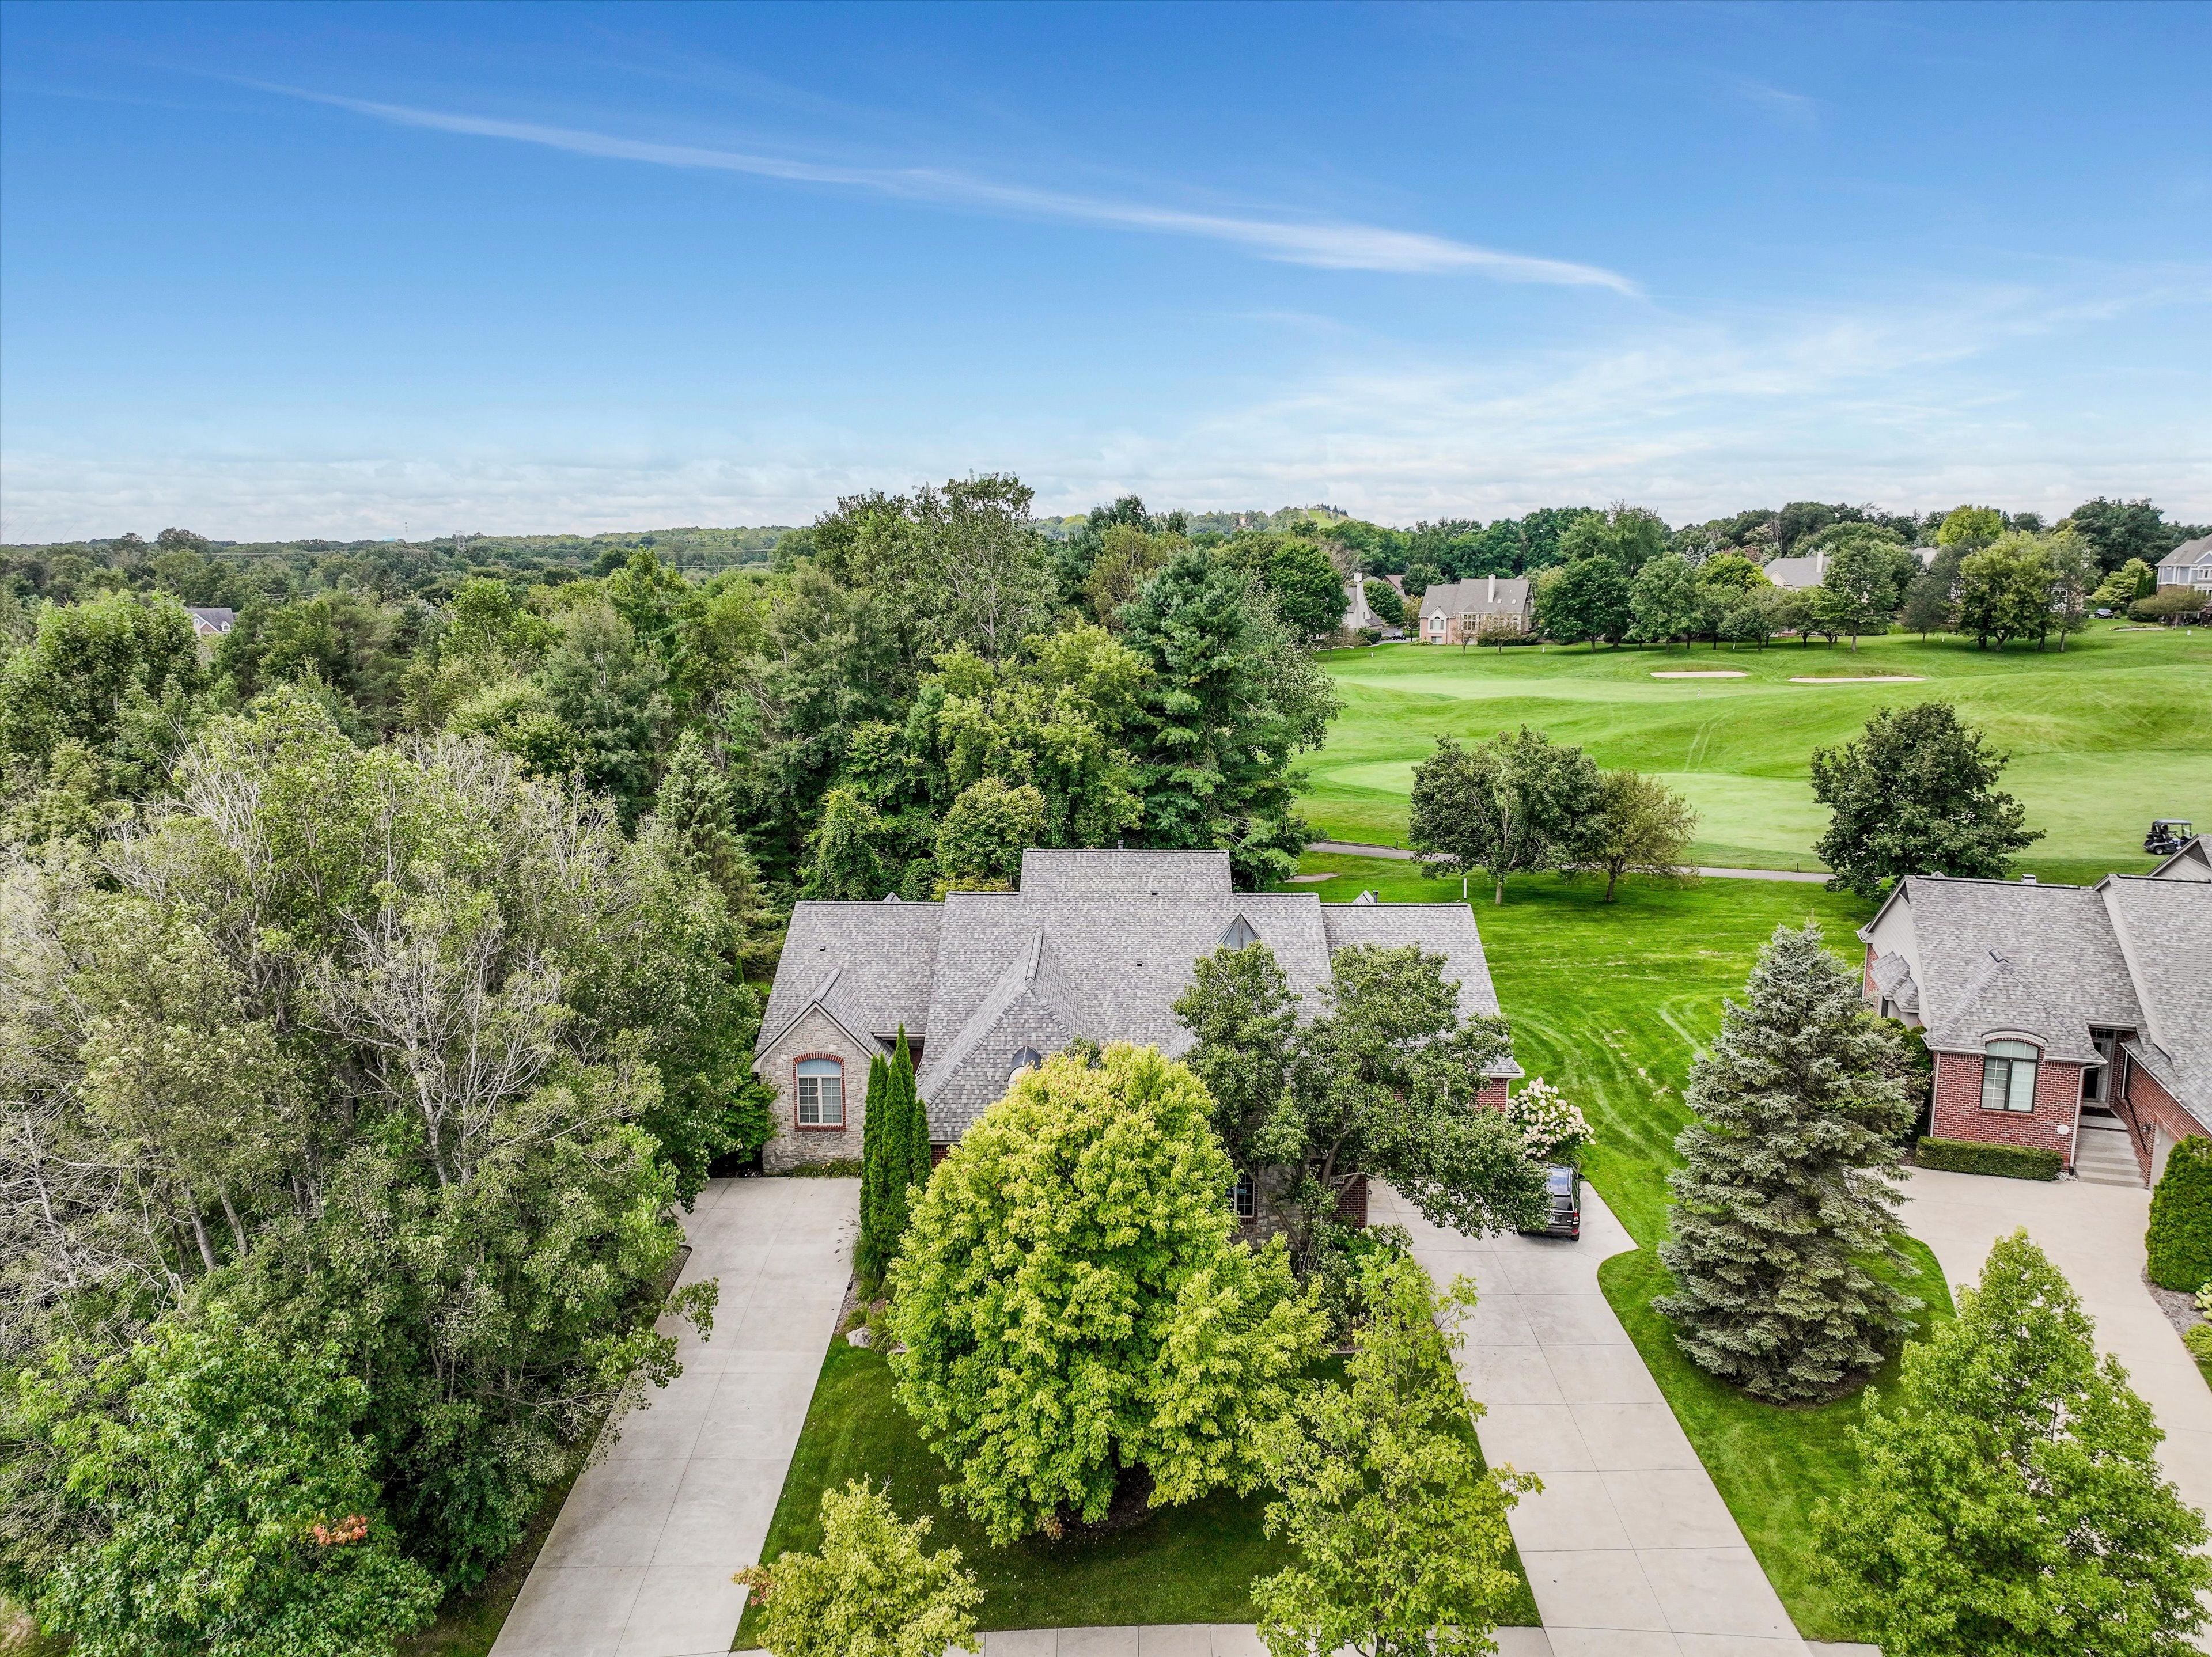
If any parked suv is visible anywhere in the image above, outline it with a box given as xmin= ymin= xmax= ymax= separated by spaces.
xmin=1520 ymin=1164 xmax=1581 ymax=1240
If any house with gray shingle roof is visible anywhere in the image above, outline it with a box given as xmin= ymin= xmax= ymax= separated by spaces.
xmin=2156 ymin=533 xmax=2212 ymax=593
xmin=753 ymin=847 xmax=1517 ymax=1172
xmin=1416 ymin=575 xmax=1531 ymax=644
xmin=1858 ymin=866 xmax=2212 ymax=1186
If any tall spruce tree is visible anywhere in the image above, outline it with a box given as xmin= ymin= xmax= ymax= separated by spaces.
xmin=1656 ymin=922 xmax=1919 ymax=1401
xmin=1815 ymin=1233 xmax=2210 ymax=1656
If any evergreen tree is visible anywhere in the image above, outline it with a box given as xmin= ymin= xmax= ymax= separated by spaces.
xmin=2145 ymin=1136 xmax=2212 ymax=1292
xmin=856 ymin=1053 xmax=893 ymax=1283
xmin=881 ymin=1030 xmax=930 ymax=1264
xmin=1815 ymin=1233 xmax=2210 ymax=1656
xmin=1656 ymin=923 xmax=1919 ymax=1401
xmin=654 ymin=729 xmax=779 ymax=976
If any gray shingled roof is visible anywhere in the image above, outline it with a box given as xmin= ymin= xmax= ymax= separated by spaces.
xmin=1418 ymin=576 xmax=1530 ymax=617
xmin=1861 ymin=873 xmax=2210 ymax=1130
xmin=758 ymin=848 xmax=1516 ymax=1141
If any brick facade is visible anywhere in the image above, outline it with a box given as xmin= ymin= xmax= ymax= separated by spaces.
xmin=755 ymin=1004 xmax=876 ymax=1173
xmin=2116 ymin=1056 xmax=2202 ymax=1185
xmin=1929 ymin=1047 xmax=2085 ymax=1167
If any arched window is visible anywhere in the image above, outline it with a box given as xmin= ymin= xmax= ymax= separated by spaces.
xmin=1008 ymin=1046 xmax=1043 ymax=1086
xmin=796 ymin=1057 xmax=844 ymax=1127
xmin=1233 ymin=1169 xmax=1257 ymax=1220
xmin=1980 ymin=1040 xmax=2039 ymax=1114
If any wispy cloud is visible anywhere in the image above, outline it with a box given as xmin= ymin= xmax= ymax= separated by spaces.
xmin=1728 ymin=75 xmax=1820 ymax=130
xmin=257 ymin=84 xmax=1639 ymax=293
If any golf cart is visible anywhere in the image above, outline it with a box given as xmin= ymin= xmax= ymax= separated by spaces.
xmin=2146 ymin=820 xmax=2196 ymax=856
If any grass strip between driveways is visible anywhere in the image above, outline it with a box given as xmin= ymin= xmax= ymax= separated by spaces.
xmin=1288 ymin=854 xmax=1961 ymax=1644
xmin=733 ymin=1341 xmax=1541 ymax=1645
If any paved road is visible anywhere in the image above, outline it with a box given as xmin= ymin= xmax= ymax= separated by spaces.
xmin=1902 ymin=1168 xmax=2212 ymax=1544
xmin=491 ymin=1176 xmax=857 ymax=1657
xmin=1370 ymin=1181 xmax=1813 ymax=1657
xmin=1307 ymin=841 xmax=1831 ymax=884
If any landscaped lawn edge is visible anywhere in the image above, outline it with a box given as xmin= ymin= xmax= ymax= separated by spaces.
xmin=1597 ymin=1239 xmax=1955 ymax=1645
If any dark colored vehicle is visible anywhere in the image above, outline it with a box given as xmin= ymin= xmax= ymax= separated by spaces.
xmin=1521 ymin=1164 xmax=1581 ymax=1240
xmin=2147 ymin=819 xmax=2196 ymax=856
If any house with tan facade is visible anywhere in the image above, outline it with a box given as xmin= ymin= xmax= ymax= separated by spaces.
xmin=1416 ymin=575 xmax=1532 ymax=643
xmin=752 ymin=848 xmax=1517 ymax=1188
xmin=1858 ymin=846 xmax=2212 ymax=1186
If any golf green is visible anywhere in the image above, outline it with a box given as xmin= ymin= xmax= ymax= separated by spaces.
xmin=1301 ymin=624 xmax=2212 ymax=877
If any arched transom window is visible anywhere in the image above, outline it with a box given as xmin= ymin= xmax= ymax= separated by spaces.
xmin=796 ymin=1057 xmax=844 ymax=1127
xmin=1979 ymin=1040 xmax=2039 ymax=1114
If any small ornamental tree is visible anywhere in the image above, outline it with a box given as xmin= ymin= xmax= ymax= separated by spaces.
xmin=735 ymin=1480 xmax=982 ymax=1657
xmin=1656 ymin=923 xmax=1920 ymax=1401
xmin=1567 ymin=768 xmax=1699 ymax=901
xmin=10 ymin=1310 xmax=441 ymax=1657
xmin=2146 ymin=1136 xmax=2212 ymax=1292
xmin=1810 ymin=702 xmax=2040 ymax=898
xmin=1815 ymin=1233 xmax=2211 ymax=1656
xmin=1253 ymin=1252 xmax=1536 ymax=1657
xmin=887 ymin=1044 xmax=1325 ymax=1542
xmin=1408 ymin=729 xmax=1603 ymax=904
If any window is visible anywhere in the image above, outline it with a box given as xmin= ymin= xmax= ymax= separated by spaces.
xmin=1429 ymin=615 xmax=1444 ymax=634
xmin=1008 ymin=1046 xmax=1042 ymax=1087
xmin=1233 ymin=1169 xmax=1257 ymax=1220
xmin=1979 ymin=1040 xmax=2039 ymax=1113
xmin=795 ymin=1057 xmax=844 ymax=1127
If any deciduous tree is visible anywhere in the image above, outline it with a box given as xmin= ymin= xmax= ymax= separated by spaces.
xmin=1628 ymin=552 xmax=1703 ymax=646
xmin=1810 ymin=702 xmax=2039 ymax=897
xmin=1567 ymin=769 xmax=1699 ymax=901
xmin=1408 ymin=729 xmax=1602 ymax=904
xmin=1253 ymin=1252 xmax=1536 ymax=1657
xmin=1815 ymin=1233 xmax=2210 ymax=1656
xmin=888 ymin=1045 xmax=1324 ymax=1542
xmin=735 ymin=1480 xmax=982 ymax=1657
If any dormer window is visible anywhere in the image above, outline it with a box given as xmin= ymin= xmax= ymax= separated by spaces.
xmin=1218 ymin=913 xmax=1260 ymax=950
xmin=1980 ymin=1040 xmax=2039 ymax=1114
xmin=1009 ymin=1046 xmax=1043 ymax=1085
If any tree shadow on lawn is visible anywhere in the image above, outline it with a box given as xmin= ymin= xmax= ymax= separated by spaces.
xmin=733 ymin=1342 xmax=1539 ymax=1645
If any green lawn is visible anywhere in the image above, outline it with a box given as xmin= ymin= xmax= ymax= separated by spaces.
xmin=1279 ymin=852 xmax=1959 ymax=1642
xmin=1303 ymin=624 xmax=2212 ymax=878
xmin=735 ymin=1342 xmax=1540 ymax=1644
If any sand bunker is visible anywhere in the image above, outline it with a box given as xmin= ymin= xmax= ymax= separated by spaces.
xmin=1789 ymin=675 xmax=1926 ymax=684
xmin=1651 ymin=670 xmax=1748 ymax=678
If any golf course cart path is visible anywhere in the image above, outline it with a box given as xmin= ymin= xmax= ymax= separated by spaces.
xmin=1902 ymin=1168 xmax=2212 ymax=1544
xmin=1371 ymin=1181 xmax=1813 ymax=1657
xmin=968 ymin=1630 xmax=1877 ymax=1655
xmin=1307 ymin=840 xmax=1832 ymax=884
xmin=490 ymin=1176 xmax=858 ymax=1657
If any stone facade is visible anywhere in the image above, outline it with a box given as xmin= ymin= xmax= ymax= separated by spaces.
xmin=755 ymin=1003 xmax=877 ymax=1174
xmin=1929 ymin=1047 xmax=2086 ymax=1166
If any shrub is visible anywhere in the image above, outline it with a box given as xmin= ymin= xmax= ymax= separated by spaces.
xmin=2147 ymin=1136 xmax=2212 ymax=1291
xmin=2131 ymin=589 xmax=2206 ymax=622
xmin=1915 ymin=1137 xmax=2063 ymax=1181
xmin=2184 ymin=1324 xmax=2212 ymax=1366
xmin=1505 ymin=1078 xmax=1591 ymax=1164
xmin=734 ymin=1480 xmax=980 ymax=1657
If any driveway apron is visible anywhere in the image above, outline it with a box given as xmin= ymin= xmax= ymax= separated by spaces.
xmin=1370 ymin=1181 xmax=1811 ymax=1657
xmin=491 ymin=1176 xmax=859 ymax=1657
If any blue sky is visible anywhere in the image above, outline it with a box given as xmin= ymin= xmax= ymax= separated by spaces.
xmin=2 ymin=0 xmax=2207 ymax=541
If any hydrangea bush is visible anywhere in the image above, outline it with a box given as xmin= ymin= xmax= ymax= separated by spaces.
xmin=1506 ymin=1078 xmax=1591 ymax=1165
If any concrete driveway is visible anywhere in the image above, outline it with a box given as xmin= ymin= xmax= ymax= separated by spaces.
xmin=1370 ymin=1182 xmax=1812 ymax=1657
xmin=1900 ymin=1167 xmax=2212 ymax=1527
xmin=491 ymin=1175 xmax=858 ymax=1657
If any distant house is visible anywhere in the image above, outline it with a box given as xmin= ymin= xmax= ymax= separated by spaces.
xmin=1762 ymin=547 xmax=1936 ymax=590
xmin=2157 ymin=534 xmax=2212 ymax=592
xmin=1342 ymin=571 xmax=1406 ymax=636
xmin=752 ymin=849 xmax=1517 ymax=1181
xmin=1416 ymin=575 xmax=1532 ymax=643
xmin=1858 ymin=862 xmax=2212 ymax=1186
xmin=185 ymin=607 xmax=235 ymax=638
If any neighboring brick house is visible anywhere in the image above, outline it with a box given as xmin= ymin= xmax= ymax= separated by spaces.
xmin=1858 ymin=866 xmax=2212 ymax=1185
xmin=752 ymin=850 xmax=1520 ymax=1204
xmin=1416 ymin=575 xmax=1532 ymax=643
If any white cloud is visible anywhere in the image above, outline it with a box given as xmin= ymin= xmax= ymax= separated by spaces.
xmin=259 ymin=85 xmax=1640 ymax=291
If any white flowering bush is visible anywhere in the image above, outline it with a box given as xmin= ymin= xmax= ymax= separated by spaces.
xmin=1505 ymin=1078 xmax=1591 ymax=1165
xmin=2197 ymin=1281 xmax=2212 ymax=1318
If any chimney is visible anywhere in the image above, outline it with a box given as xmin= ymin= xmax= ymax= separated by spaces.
xmin=1487 ymin=575 xmax=1497 ymax=602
